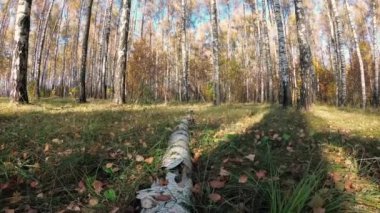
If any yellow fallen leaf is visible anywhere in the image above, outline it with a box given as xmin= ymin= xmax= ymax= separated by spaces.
xmin=88 ymin=198 xmax=99 ymax=207
xmin=44 ymin=143 xmax=50 ymax=153
xmin=10 ymin=191 xmax=22 ymax=204
xmin=144 ymin=157 xmax=154 ymax=164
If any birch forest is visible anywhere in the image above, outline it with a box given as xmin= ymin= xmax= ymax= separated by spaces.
xmin=0 ymin=0 xmax=378 ymax=109
xmin=1 ymin=0 xmax=380 ymax=212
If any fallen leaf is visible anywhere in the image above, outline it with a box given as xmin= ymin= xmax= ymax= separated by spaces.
xmin=330 ymin=172 xmax=341 ymax=183
xmin=109 ymin=207 xmax=120 ymax=213
xmin=66 ymin=202 xmax=81 ymax=211
xmin=239 ymin=175 xmax=248 ymax=183
xmin=272 ymin=134 xmax=279 ymax=140
xmin=222 ymin=158 xmax=229 ymax=164
xmin=92 ymin=180 xmax=103 ymax=194
xmin=4 ymin=208 xmax=15 ymax=213
xmin=52 ymin=138 xmax=63 ymax=144
xmin=208 ymin=193 xmax=222 ymax=202
xmin=154 ymin=194 xmax=172 ymax=201
xmin=30 ymin=181 xmax=38 ymax=188
xmin=136 ymin=155 xmax=145 ymax=162
xmin=256 ymin=170 xmax=267 ymax=180
xmin=286 ymin=146 xmax=295 ymax=152
xmin=88 ymin=198 xmax=99 ymax=207
xmin=76 ymin=180 xmax=86 ymax=194
xmin=10 ymin=191 xmax=22 ymax=204
xmin=193 ymin=149 xmax=202 ymax=163
xmin=144 ymin=157 xmax=154 ymax=164
xmin=313 ymin=207 xmax=326 ymax=213
xmin=344 ymin=180 xmax=355 ymax=192
xmin=1 ymin=182 xmax=9 ymax=190
xmin=245 ymin=154 xmax=255 ymax=162
xmin=44 ymin=143 xmax=50 ymax=153
xmin=192 ymin=183 xmax=202 ymax=194
xmin=209 ymin=180 xmax=225 ymax=189
xmin=219 ymin=167 xmax=230 ymax=176
xmin=37 ymin=193 xmax=44 ymax=198
xmin=105 ymin=163 xmax=113 ymax=169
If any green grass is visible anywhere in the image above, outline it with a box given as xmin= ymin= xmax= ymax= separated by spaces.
xmin=0 ymin=98 xmax=379 ymax=212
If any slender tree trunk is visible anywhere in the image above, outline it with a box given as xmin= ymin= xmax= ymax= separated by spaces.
xmin=373 ymin=0 xmax=379 ymax=106
xmin=113 ymin=0 xmax=131 ymax=104
xmin=273 ymin=0 xmax=291 ymax=107
xmin=295 ymin=0 xmax=313 ymax=110
xmin=181 ymin=0 xmax=189 ymax=102
xmin=78 ymin=0 xmax=94 ymax=103
xmin=344 ymin=0 xmax=366 ymax=108
xmin=326 ymin=1 xmax=340 ymax=106
xmin=31 ymin=0 xmax=47 ymax=80
xmin=211 ymin=0 xmax=221 ymax=105
xmin=10 ymin=0 xmax=32 ymax=104
xmin=35 ymin=0 xmax=54 ymax=98
xmin=101 ymin=0 xmax=113 ymax=99
xmin=330 ymin=0 xmax=347 ymax=107
xmin=71 ymin=0 xmax=83 ymax=90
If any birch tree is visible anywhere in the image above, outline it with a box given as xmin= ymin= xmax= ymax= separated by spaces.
xmin=78 ymin=0 xmax=94 ymax=103
xmin=34 ymin=0 xmax=54 ymax=98
xmin=211 ymin=0 xmax=220 ymax=105
xmin=113 ymin=0 xmax=131 ymax=104
xmin=10 ymin=0 xmax=32 ymax=104
xmin=373 ymin=0 xmax=379 ymax=106
xmin=101 ymin=0 xmax=113 ymax=99
xmin=344 ymin=0 xmax=366 ymax=108
xmin=294 ymin=0 xmax=313 ymax=110
xmin=273 ymin=0 xmax=291 ymax=107
xmin=181 ymin=0 xmax=189 ymax=102
xmin=330 ymin=0 xmax=347 ymax=107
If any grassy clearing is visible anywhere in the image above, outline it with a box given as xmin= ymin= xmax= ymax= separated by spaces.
xmin=0 ymin=98 xmax=379 ymax=212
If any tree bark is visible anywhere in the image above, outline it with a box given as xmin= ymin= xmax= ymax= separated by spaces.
xmin=181 ymin=0 xmax=189 ymax=102
xmin=294 ymin=0 xmax=313 ymax=111
xmin=78 ymin=0 xmax=94 ymax=103
xmin=35 ymin=0 xmax=54 ymax=98
xmin=10 ymin=0 xmax=32 ymax=104
xmin=101 ymin=0 xmax=113 ymax=99
xmin=113 ymin=0 xmax=131 ymax=104
xmin=373 ymin=0 xmax=379 ymax=106
xmin=273 ymin=0 xmax=291 ymax=107
xmin=330 ymin=0 xmax=347 ymax=107
xmin=211 ymin=0 xmax=221 ymax=105
xmin=344 ymin=0 xmax=366 ymax=109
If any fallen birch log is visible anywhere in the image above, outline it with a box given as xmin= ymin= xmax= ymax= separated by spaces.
xmin=137 ymin=114 xmax=194 ymax=213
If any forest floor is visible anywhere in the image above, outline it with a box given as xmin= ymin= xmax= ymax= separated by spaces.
xmin=0 ymin=98 xmax=379 ymax=212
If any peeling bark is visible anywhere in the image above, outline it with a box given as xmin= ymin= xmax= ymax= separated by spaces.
xmin=137 ymin=114 xmax=194 ymax=213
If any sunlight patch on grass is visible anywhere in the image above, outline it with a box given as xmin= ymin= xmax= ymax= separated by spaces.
xmin=310 ymin=105 xmax=380 ymax=138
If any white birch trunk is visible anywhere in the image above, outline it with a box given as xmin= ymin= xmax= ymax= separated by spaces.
xmin=373 ymin=0 xmax=379 ymax=106
xmin=10 ymin=0 xmax=32 ymax=103
xmin=344 ymin=0 xmax=366 ymax=108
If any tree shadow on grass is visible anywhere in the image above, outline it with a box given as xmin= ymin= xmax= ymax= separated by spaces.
xmin=193 ymin=106 xmax=380 ymax=212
